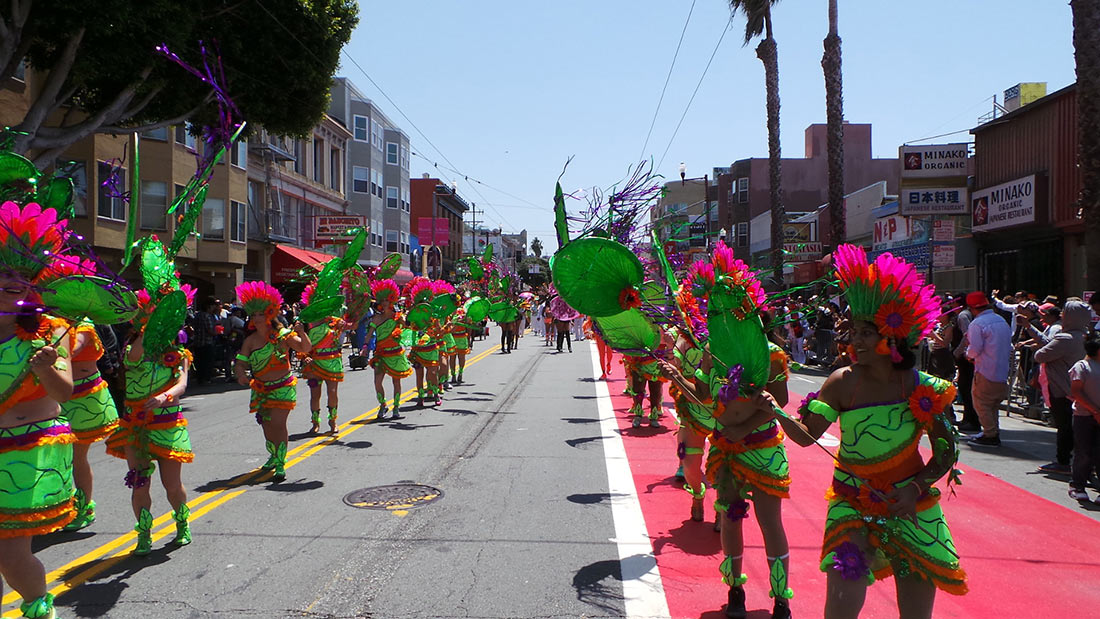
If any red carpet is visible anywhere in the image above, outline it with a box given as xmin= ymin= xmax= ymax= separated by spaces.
xmin=603 ymin=362 xmax=1100 ymax=618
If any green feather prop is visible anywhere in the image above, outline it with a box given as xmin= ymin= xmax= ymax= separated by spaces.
xmin=166 ymin=185 xmax=207 ymax=259
xmin=593 ymin=309 xmax=660 ymax=355
xmin=143 ymin=289 xmax=187 ymax=358
xmin=140 ymin=238 xmax=179 ymax=295
xmin=551 ymin=237 xmax=644 ymax=317
xmin=553 ymin=181 xmax=570 ymax=249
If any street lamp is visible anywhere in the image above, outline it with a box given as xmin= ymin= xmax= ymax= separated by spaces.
xmin=679 ymin=162 xmax=687 ymax=185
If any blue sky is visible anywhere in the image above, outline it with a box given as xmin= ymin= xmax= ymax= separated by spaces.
xmin=342 ymin=1 xmax=1076 ymax=249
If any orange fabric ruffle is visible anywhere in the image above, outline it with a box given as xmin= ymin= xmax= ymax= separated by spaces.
xmin=0 ymin=499 xmax=75 ymax=538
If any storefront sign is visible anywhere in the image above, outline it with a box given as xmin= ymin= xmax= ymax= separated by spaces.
xmin=869 ymin=243 xmax=931 ymax=269
xmin=932 ymin=244 xmax=956 ymax=268
xmin=971 ymin=174 xmax=1037 ymax=232
xmin=783 ymin=223 xmax=814 ymax=243
xmin=873 ymin=215 xmax=929 ymax=252
xmin=417 ymin=217 xmax=451 ymax=246
xmin=900 ymin=187 xmax=969 ymax=215
xmin=783 ymin=242 xmax=822 ymax=262
xmin=900 ymin=144 xmax=970 ymax=178
xmin=315 ymin=215 xmax=367 ymax=245
xmin=932 ymin=219 xmax=955 ymax=242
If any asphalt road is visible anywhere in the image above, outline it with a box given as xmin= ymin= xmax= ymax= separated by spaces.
xmin=4 ymin=336 xmax=1090 ymax=618
xmin=5 ymin=333 xmax=627 ymax=619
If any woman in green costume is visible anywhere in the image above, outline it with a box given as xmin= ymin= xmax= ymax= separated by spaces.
xmin=234 ymin=281 xmax=311 ymax=482
xmin=405 ymin=278 xmax=443 ymax=407
xmin=366 ymin=279 xmax=412 ymax=419
xmin=0 ymin=203 xmax=77 ymax=619
xmin=300 ymin=282 xmax=349 ymax=434
xmin=767 ymin=244 xmax=967 ymax=618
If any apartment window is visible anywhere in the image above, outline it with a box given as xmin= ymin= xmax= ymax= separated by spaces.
xmin=269 ymin=196 xmax=296 ymax=240
xmin=293 ymin=139 xmax=303 ymax=174
xmin=372 ymin=219 xmax=382 ymax=247
xmin=96 ymin=161 xmax=126 ymax=221
xmin=737 ymin=177 xmax=749 ymax=203
xmin=375 ymin=170 xmax=385 ymax=198
xmin=330 ymin=148 xmax=341 ymax=191
xmin=371 ymin=120 xmax=383 ymax=150
xmin=140 ymin=181 xmax=168 ymax=230
xmin=401 ymin=231 xmax=409 ymax=254
xmin=232 ymin=141 xmax=247 ymax=169
xmin=202 ymin=197 xmax=225 ymax=240
xmin=386 ymin=230 xmax=399 ymax=252
xmin=386 ymin=142 xmax=398 ymax=165
xmin=174 ymin=125 xmax=197 ymax=150
xmin=369 ymin=169 xmax=378 ymax=196
xmin=352 ymin=166 xmax=370 ymax=193
xmin=141 ymin=127 xmax=168 ymax=141
xmin=313 ymin=137 xmax=324 ymax=183
xmin=736 ymin=222 xmax=749 ymax=247
xmin=353 ymin=115 xmax=369 ymax=142
xmin=386 ymin=186 xmax=399 ymax=209
xmin=400 ymin=145 xmax=409 ymax=171
xmin=231 ymin=200 xmax=246 ymax=242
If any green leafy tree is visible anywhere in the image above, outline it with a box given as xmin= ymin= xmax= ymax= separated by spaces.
xmin=530 ymin=237 xmax=543 ymax=259
xmin=1 ymin=0 xmax=358 ymax=167
xmin=518 ymin=256 xmax=549 ymax=288
xmin=729 ymin=0 xmax=784 ymax=276
xmin=1073 ymin=0 xmax=1100 ymax=289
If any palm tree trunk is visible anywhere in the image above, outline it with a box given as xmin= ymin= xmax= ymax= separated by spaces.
xmin=1073 ymin=0 xmax=1100 ymax=290
xmin=823 ymin=0 xmax=845 ymax=250
xmin=756 ymin=12 xmax=784 ymax=280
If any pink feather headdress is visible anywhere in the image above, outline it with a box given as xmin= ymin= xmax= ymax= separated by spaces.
xmin=370 ymin=279 xmax=399 ymax=303
xmin=236 ymin=280 xmax=283 ymax=319
xmin=832 ymin=243 xmax=940 ymax=348
xmin=0 ymin=201 xmax=69 ymax=283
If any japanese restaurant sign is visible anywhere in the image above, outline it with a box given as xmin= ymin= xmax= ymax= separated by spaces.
xmin=971 ymin=174 xmax=1037 ymax=232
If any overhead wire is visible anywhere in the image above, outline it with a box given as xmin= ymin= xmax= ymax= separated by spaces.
xmin=638 ymin=0 xmax=697 ymax=162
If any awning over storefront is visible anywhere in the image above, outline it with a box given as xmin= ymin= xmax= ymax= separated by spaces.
xmin=271 ymin=244 xmax=331 ymax=284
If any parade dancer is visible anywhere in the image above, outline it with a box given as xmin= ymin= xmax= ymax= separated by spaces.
xmin=104 ymin=238 xmax=197 ymax=557
xmin=585 ymin=317 xmax=614 ymax=379
xmin=233 ymin=282 xmax=311 ymax=482
xmin=771 ymin=244 xmax=966 ymax=618
xmin=433 ymin=280 xmax=457 ymax=391
xmin=406 ymin=279 xmax=443 ymax=406
xmin=37 ymin=256 xmax=120 ymax=533
xmin=366 ymin=279 xmax=412 ymax=418
xmin=300 ymin=283 xmax=347 ymax=434
xmin=450 ymin=311 xmax=472 ymax=384
xmin=660 ymin=244 xmax=794 ymax=618
xmin=660 ymin=323 xmax=715 ymax=523
xmin=0 ymin=203 xmax=77 ymax=619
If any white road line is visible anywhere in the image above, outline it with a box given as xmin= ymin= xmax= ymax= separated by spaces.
xmin=589 ymin=343 xmax=672 ymax=619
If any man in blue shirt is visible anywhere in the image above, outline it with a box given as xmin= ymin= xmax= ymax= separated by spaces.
xmin=965 ymin=291 xmax=1013 ymax=447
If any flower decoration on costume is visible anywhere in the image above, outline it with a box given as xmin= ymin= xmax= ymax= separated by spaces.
xmin=235 ymin=280 xmax=283 ymax=320
xmin=300 ymin=281 xmax=317 ymax=306
xmin=833 ymin=244 xmax=940 ymax=347
xmin=371 ymin=279 xmax=399 ymax=304
xmin=38 ymin=253 xmax=96 ymax=282
xmin=797 ymin=391 xmax=820 ymax=423
xmin=675 ymin=285 xmax=709 ymax=341
xmin=124 ymin=468 xmax=151 ymax=489
xmin=179 ymin=283 xmax=196 ymax=309
xmin=726 ymin=499 xmax=751 ymax=521
xmin=831 ymin=541 xmax=871 ymax=581
xmin=717 ymin=364 xmax=744 ymax=404
xmin=855 ymin=481 xmax=892 ymax=517
xmin=162 ymin=350 xmax=183 ymax=369
xmin=0 ymin=201 xmax=69 ymax=282
xmin=618 ymin=286 xmax=642 ymax=310
xmin=430 ymin=280 xmax=455 ymax=296
xmin=908 ymin=382 xmax=956 ymax=428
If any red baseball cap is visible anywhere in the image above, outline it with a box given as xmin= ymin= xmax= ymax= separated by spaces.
xmin=1038 ymin=303 xmax=1058 ymax=315
xmin=965 ymin=291 xmax=990 ymax=308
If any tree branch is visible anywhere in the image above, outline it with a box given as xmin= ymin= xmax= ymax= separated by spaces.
xmin=12 ymin=26 xmax=85 ymax=150
xmin=119 ymin=84 xmax=165 ymax=120
xmin=97 ymin=100 xmax=205 ymax=135
xmin=0 ymin=0 xmax=34 ymax=84
xmin=25 ymin=65 xmax=154 ymax=150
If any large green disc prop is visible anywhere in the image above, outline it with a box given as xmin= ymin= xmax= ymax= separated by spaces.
xmin=593 ymin=309 xmax=660 ymax=356
xmin=143 ymin=290 xmax=187 ymax=357
xmin=299 ymin=295 xmax=345 ymax=324
xmin=551 ymin=237 xmax=644 ymax=317
xmin=42 ymin=276 xmax=139 ymax=324
xmin=0 ymin=152 xmax=37 ymax=185
xmin=376 ymin=253 xmax=403 ymax=279
xmin=431 ymin=293 xmax=457 ymax=319
xmin=488 ymin=301 xmax=518 ymax=323
xmin=406 ymin=304 xmax=433 ymax=330
xmin=463 ymin=297 xmax=490 ymax=323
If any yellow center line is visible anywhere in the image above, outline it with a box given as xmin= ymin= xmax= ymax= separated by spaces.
xmin=2 ymin=343 xmax=502 ymax=612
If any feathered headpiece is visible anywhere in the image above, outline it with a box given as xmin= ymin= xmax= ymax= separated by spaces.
xmin=687 ymin=241 xmax=771 ymax=401
xmin=431 ymin=280 xmax=455 ymax=296
xmin=833 ymin=243 xmax=940 ymax=352
xmin=403 ymin=277 xmax=434 ymax=306
xmin=370 ymin=278 xmax=399 ymax=303
xmin=235 ymin=280 xmax=283 ymax=319
xmin=38 ymin=253 xmax=97 ymax=283
xmin=0 ymin=201 xmax=69 ymax=282
xmin=300 ymin=281 xmax=317 ymax=306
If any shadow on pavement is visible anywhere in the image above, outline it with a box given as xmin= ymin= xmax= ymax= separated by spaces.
xmin=652 ymin=518 xmax=722 ymax=558
xmin=56 ymin=543 xmax=181 ymax=617
xmin=192 ymin=470 xmax=266 ymax=493
xmin=448 ymin=396 xmax=493 ymax=402
xmin=445 ymin=408 xmax=479 ymax=416
xmin=266 ymin=479 xmax=324 ymax=493
xmin=566 ymin=492 xmax=628 ymax=505
xmin=573 ymin=395 xmax=598 ymax=400
xmin=565 ymin=436 xmax=609 ymax=449
xmin=379 ymin=421 xmax=444 ymax=431
xmin=571 ymin=558 xmax=626 ymax=615
xmin=335 ymin=440 xmax=374 ymax=449
xmin=33 ymin=529 xmax=96 ymax=553
xmin=561 ymin=417 xmax=600 ymax=424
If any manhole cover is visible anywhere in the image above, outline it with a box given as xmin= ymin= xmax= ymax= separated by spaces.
xmin=343 ymin=484 xmax=444 ymax=511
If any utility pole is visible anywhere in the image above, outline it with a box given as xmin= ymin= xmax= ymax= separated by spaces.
xmin=468 ymin=202 xmax=480 ymax=256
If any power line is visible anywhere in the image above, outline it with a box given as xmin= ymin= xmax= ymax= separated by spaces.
xmin=252 ymin=0 xmax=514 ymax=232
xmin=638 ymin=0 xmax=697 ymax=162
xmin=655 ymin=16 xmax=734 ymax=171
xmin=409 ymin=150 xmax=543 ymax=209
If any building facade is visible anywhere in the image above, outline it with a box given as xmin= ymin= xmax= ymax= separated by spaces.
xmin=328 ymin=77 xmax=413 ymax=277
xmin=410 ymin=176 xmax=469 ymax=280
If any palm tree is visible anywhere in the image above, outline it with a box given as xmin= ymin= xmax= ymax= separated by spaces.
xmin=822 ymin=0 xmax=845 ymax=249
xmin=729 ymin=0 xmax=784 ymax=278
xmin=1073 ymin=0 xmax=1100 ymax=290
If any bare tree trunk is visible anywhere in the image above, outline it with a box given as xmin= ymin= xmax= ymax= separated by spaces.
xmin=757 ymin=28 xmax=784 ymax=280
xmin=823 ymin=0 xmax=845 ymax=250
xmin=1073 ymin=0 xmax=1100 ymax=290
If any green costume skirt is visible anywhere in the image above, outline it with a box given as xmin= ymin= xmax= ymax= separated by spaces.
xmin=0 ymin=418 xmax=76 ymax=537
xmin=249 ymin=375 xmax=298 ymax=421
xmin=61 ymin=372 xmax=119 ymax=443
xmin=106 ymin=406 xmax=194 ymax=463
xmin=706 ymin=420 xmax=791 ymax=499
xmin=452 ymin=335 xmax=471 ymax=355
xmin=304 ymin=354 xmax=344 ymax=383
xmin=411 ymin=343 xmax=441 ymax=368
xmin=442 ymin=333 xmax=457 ymax=355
